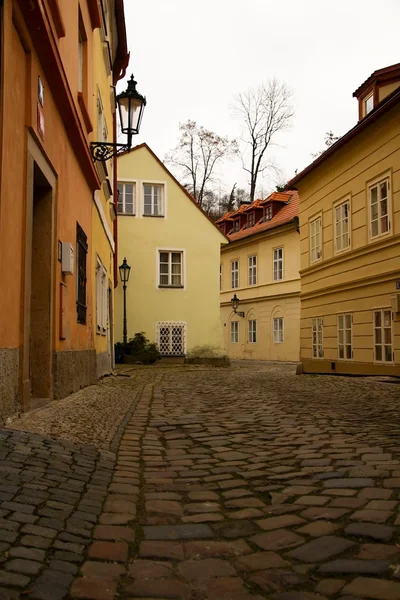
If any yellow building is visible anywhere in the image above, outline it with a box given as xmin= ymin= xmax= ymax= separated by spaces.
xmin=218 ymin=191 xmax=301 ymax=362
xmin=115 ymin=143 xmax=227 ymax=360
xmin=287 ymin=63 xmax=400 ymax=376
xmin=91 ymin=0 xmax=129 ymax=378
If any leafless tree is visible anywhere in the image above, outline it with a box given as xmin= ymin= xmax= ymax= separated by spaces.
xmin=234 ymin=79 xmax=294 ymax=202
xmin=166 ymin=120 xmax=238 ymax=211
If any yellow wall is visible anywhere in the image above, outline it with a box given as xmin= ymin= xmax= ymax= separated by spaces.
xmin=91 ymin=5 xmax=117 ymax=373
xmin=297 ymin=101 xmax=400 ymax=375
xmin=220 ymin=226 xmax=301 ymax=361
xmin=116 ymin=146 xmax=227 ymax=357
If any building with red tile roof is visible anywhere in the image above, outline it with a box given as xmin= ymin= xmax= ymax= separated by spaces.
xmin=219 ymin=190 xmax=300 ymax=362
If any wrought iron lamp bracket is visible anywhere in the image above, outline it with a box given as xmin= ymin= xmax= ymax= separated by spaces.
xmin=234 ymin=310 xmax=245 ymax=318
xmin=90 ymin=142 xmax=130 ymax=162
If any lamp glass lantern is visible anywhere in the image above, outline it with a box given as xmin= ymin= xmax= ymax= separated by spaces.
xmin=119 ymin=258 xmax=131 ymax=284
xmin=231 ymin=294 xmax=239 ymax=311
xmin=117 ymin=75 xmax=147 ymax=140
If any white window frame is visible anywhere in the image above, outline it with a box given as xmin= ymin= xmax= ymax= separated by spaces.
xmin=312 ymin=317 xmax=324 ymax=358
xmin=231 ymin=321 xmax=239 ymax=343
xmin=117 ymin=181 xmax=136 ymax=215
xmin=97 ymin=91 xmax=108 ymax=143
xmin=264 ymin=205 xmax=272 ymax=221
xmin=156 ymin=321 xmax=186 ymax=356
xmin=248 ymin=255 xmax=257 ymax=286
xmin=273 ymin=317 xmax=284 ymax=344
xmin=364 ymin=93 xmax=373 ymax=116
xmin=310 ymin=216 xmax=322 ymax=264
xmin=337 ymin=313 xmax=353 ymax=360
xmin=273 ymin=247 xmax=284 ymax=281
xmin=231 ymin=260 xmax=239 ymax=289
xmin=248 ymin=319 xmax=257 ymax=343
xmin=248 ymin=212 xmax=255 ymax=227
xmin=368 ymin=174 xmax=391 ymax=240
xmin=142 ymin=181 xmax=165 ymax=217
xmin=233 ymin=219 xmax=240 ymax=232
xmin=157 ymin=249 xmax=185 ymax=288
xmin=373 ymin=309 xmax=393 ymax=363
xmin=334 ymin=198 xmax=351 ymax=254
xmin=96 ymin=257 xmax=107 ymax=335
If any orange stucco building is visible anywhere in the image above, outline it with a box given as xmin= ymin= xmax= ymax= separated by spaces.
xmin=0 ymin=0 xmax=129 ymax=421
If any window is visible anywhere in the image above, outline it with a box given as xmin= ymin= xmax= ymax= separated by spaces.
xmin=248 ymin=255 xmax=257 ymax=286
xmin=220 ymin=264 xmax=222 ymax=291
xmin=117 ymin=182 xmax=135 ymax=215
xmin=264 ymin=205 xmax=272 ymax=221
xmin=335 ymin=200 xmax=350 ymax=252
xmin=312 ymin=318 xmax=324 ymax=358
xmin=96 ymin=258 xmax=107 ymax=335
xmin=310 ymin=217 xmax=322 ymax=263
xmin=273 ymin=317 xmax=284 ymax=343
xmin=273 ymin=248 xmax=283 ymax=281
xmin=248 ymin=320 xmax=257 ymax=343
xmin=248 ymin=212 xmax=255 ymax=227
xmin=369 ymin=177 xmax=390 ymax=238
xmin=231 ymin=260 xmax=239 ymax=289
xmin=97 ymin=92 xmax=108 ymax=143
xmin=144 ymin=184 xmax=163 ymax=216
xmin=157 ymin=322 xmax=186 ymax=356
xmin=76 ymin=223 xmax=88 ymax=325
xmin=374 ymin=310 xmax=393 ymax=363
xmin=233 ymin=219 xmax=240 ymax=232
xmin=159 ymin=251 xmax=183 ymax=287
xmin=231 ymin=321 xmax=239 ymax=343
xmin=364 ymin=94 xmax=373 ymax=116
xmin=338 ymin=313 xmax=352 ymax=359
xmin=78 ymin=13 xmax=87 ymax=95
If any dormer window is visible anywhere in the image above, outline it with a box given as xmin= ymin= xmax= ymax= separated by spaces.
xmin=364 ymin=93 xmax=373 ymax=116
xmin=233 ymin=219 xmax=240 ymax=232
xmin=248 ymin=212 xmax=255 ymax=227
xmin=264 ymin=205 xmax=272 ymax=221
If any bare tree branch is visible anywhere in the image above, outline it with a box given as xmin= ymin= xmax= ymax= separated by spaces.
xmin=233 ymin=79 xmax=294 ymax=202
xmin=165 ymin=120 xmax=238 ymax=211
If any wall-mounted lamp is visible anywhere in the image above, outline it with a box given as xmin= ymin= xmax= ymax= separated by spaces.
xmin=231 ymin=293 xmax=245 ymax=318
xmin=90 ymin=75 xmax=146 ymax=162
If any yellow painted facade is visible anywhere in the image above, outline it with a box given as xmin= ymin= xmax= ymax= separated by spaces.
xmin=290 ymin=77 xmax=400 ymax=375
xmin=220 ymin=225 xmax=301 ymax=362
xmin=91 ymin=1 xmax=119 ymax=377
xmin=116 ymin=144 xmax=227 ymax=359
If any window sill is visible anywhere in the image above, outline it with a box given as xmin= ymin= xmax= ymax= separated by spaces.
xmin=143 ymin=214 xmax=165 ymax=218
xmin=118 ymin=212 xmax=136 ymax=217
xmin=158 ymin=285 xmax=184 ymax=289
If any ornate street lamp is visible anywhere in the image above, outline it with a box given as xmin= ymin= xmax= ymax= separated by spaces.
xmin=231 ymin=293 xmax=245 ymax=318
xmin=119 ymin=257 xmax=131 ymax=344
xmin=90 ymin=75 xmax=146 ymax=162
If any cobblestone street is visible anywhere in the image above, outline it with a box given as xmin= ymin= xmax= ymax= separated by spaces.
xmin=0 ymin=362 xmax=400 ymax=599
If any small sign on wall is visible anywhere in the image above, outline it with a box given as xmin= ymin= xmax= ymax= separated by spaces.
xmin=38 ymin=76 xmax=44 ymax=106
xmin=37 ymin=103 xmax=45 ymax=140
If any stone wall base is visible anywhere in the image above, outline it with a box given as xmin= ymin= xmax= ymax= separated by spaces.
xmin=96 ymin=351 xmax=112 ymax=379
xmin=0 ymin=348 xmax=22 ymax=422
xmin=53 ymin=350 xmax=96 ymax=399
xmin=301 ymin=358 xmax=400 ymax=377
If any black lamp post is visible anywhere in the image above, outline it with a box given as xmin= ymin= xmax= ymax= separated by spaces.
xmin=90 ymin=74 xmax=146 ymax=162
xmin=119 ymin=257 xmax=131 ymax=344
xmin=231 ymin=293 xmax=245 ymax=318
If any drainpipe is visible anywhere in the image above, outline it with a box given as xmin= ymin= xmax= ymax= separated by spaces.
xmin=113 ymin=112 xmax=118 ymax=288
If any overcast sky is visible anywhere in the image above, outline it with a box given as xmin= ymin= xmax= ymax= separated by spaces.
xmin=122 ymin=0 xmax=400 ymax=195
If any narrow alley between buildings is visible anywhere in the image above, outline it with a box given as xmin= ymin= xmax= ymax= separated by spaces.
xmin=0 ymin=363 xmax=400 ymax=600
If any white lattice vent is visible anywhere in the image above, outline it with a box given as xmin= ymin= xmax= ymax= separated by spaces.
xmin=156 ymin=321 xmax=187 ymax=356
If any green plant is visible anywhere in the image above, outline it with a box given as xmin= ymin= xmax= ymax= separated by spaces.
xmin=115 ymin=332 xmax=161 ymax=364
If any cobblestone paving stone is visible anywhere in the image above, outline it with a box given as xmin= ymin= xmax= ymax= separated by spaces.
xmin=0 ymin=362 xmax=400 ymax=599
